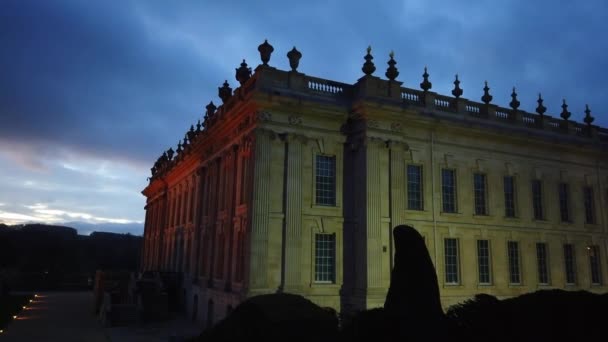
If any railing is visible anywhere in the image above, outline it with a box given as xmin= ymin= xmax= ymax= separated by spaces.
xmin=466 ymin=104 xmax=481 ymax=115
xmin=522 ymin=114 xmax=537 ymax=126
xmin=495 ymin=110 xmax=510 ymax=120
xmin=401 ymin=88 xmax=423 ymax=104
xmin=307 ymin=76 xmax=348 ymax=95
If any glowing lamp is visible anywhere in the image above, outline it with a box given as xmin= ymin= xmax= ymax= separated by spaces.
xmin=35 ymin=294 xmax=38 ymax=298
xmin=12 ymin=315 xmax=17 ymax=319
xmin=29 ymin=300 xmax=32 ymax=303
xmin=22 ymin=306 xmax=26 ymax=309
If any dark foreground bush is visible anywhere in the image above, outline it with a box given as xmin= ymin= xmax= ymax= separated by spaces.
xmin=447 ymin=289 xmax=608 ymax=341
xmin=192 ymin=293 xmax=338 ymax=342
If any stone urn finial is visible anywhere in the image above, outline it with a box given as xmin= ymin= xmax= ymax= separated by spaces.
xmin=452 ymin=74 xmax=463 ymax=98
xmin=560 ymin=99 xmax=571 ymax=121
xmin=584 ymin=104 xmax=594 ymax=125
xmin=218 ymin=80 xmax=232 ymax=104
xmin=481 ymin=81 xmax=493 ymax=104
xmin=257 ymin=39 xmax=274 ymax=66
xmin=362 ymin=45 xmax=376 ymax=76
xmin=420 ymin=66 xmax=432 ymax=92
xmin=536 ymin=93 xmax=546 ymax=117
xmin=510 ymin=87 xmax=520 ymax=110
xmin=235 ymin=59 xmax=252 ymax=85
xmin=287 ymin=46 xmax=302 ymax=72
xmin=385 ymin=51 xmax=399 ymax=81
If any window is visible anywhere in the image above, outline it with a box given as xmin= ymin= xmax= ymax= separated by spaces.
xmin=583 ymin=187 xmax=596 ymax=224
xmin=442 ymin=169 xmax=457 ymax=213
xmin=314 ymin=234 xmax=336 ymax=283
xmin=407 ymin=165 xmax=423 ymax=210
xmin=532 ymin=180 xmax=544 ymax=220
xmin=536 ymin=243 xmax=549 ymax=284
xmin=589 ymin=245 xmax=601 ymax=285
xmin=508 ymin=241 xmax=521 ymax=284
xmin=444 ymin=238 xmax=459 ymax=284
xmin=504 ymin=176 xmax=516 ymax=217
xmin=474 ymin=173 xmax=488 ymax=215
xmin=564 ymin=244 xmax=576 ymax=285
xmin=315 ymin=155 xmax=336 ymax=206
xmin=477 ymin=240 xmax=491 ymax=284
xmin=558 ymin=183 xmax=570 ymax=222
xmin=190 ymin=188 xmax=195 ymax=222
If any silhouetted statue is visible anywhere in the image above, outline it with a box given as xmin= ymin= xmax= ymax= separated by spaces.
xmin=384 ymin=225 xmax=445 ymax=339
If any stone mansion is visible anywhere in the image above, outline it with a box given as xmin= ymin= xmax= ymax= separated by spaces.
xmin=140 ymin=41 xmax=608 ymax=326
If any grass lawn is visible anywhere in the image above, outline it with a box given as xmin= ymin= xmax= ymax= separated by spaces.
xmin=0 ymin=294 xmax=33 ymax=331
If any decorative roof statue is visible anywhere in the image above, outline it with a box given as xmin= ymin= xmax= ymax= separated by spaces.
xmin=218 ymin=80 xmax=232 ymax=104
xmin=420 ymin=66 xmax=432 ymax=92
xmin=362 ymin=46 xmax=376 ymax=76
xmin=287 ymin=47 xmax=302 ymax=72
xmin=481 ymin=81 xmax=493 ymax=104
xmin=385 ymin=51 xmax=399 ymax=81
xmin=235 ymin=59 xmax=252 ymax=85
xmin=451 ymin=74 xmax=463 ymax=98
xmin=167 ymin=147 xmax=174 ymax=161
xmin=509 ymin=87 xmax=520 ymax=110
xmin=560 ymin=99 xmax=571 ymax=121
xmin=176 ymin=140 xmax=183 ymax=154
xmin=206 ymin=101 xmax=217 ymax=118
xmin=196 ymin=119 xmax=202 ymax=132
xmin=584 ymin=104 xmax=594 ymax=126
xmin=536 ymin=93 xmax=547 ymax=117
xmin=258 ymin=39 xmax=274 ymax=66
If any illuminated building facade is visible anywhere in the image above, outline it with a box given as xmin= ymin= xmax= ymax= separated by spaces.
xmin=141 ymin=41 xmax=608 ymax=325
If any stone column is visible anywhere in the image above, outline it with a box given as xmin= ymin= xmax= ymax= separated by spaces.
xmin=365 ymin=137 xmax=387 ymax=290
xmin=284 ymin=133 xmax=305 ymax=291
xmin=248 ymin=129 xmax=275 ymax=290
xmin=388 ymin=141 xmax=408 ymax=266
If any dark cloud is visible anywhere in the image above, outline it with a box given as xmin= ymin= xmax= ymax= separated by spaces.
xmin=0 ymin=0 xmax=606 ymax=231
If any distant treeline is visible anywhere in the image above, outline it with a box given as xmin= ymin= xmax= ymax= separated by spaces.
xmin=0 ymin=223 xmax=142 ymax=290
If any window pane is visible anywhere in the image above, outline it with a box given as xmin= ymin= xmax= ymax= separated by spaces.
xmin=315 ymin=234 xmax=336 ymax=283
xmin=316 ymin=155 xmax=336 ymax=206
xmin=407 ymin=165 xmax=423 ymax=210
xmin=504 ymin=176 xmax=516 ymax=217
xmin=536 ymin=243 xmax=549 ymax=284
xmin=584 ymin=187 xmax=595 ymax=224
xmin=477 ymin=240 xmax=491 ymax=284
xmin=474 ymin=173 xmax=487 ymax=215
xmin=508 ymin=241 xmax=520 ymax=284
xmin=532 ymin=180 xmax=543 ymax=220
xmin=444 ymin=238 xmax=459 ymax=284
xmin=442 ymin=169 xmax=457 ymax=213
xmin=564 ymin=244 xmax=576 ymax=285
xmin=559 ymin=183 xmax=570 ymax=222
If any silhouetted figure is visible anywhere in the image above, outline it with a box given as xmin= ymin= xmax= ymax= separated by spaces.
xmin=384 ymin=225 xmax=445 ymax=339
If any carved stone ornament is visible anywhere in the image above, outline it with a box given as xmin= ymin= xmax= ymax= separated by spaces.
xmin=256 ymin=111 xmax=272 ymax=122
xmin=288 ymin=115 xmax=302 ymax=125
xmin=390 ymin=122 xmax=403 ymax=132
xmin=367 ymin=120 xmax=380 ymax=128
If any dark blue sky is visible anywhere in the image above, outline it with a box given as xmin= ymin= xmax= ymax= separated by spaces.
xmin=1 ymin=0 xmax=607 ymax=233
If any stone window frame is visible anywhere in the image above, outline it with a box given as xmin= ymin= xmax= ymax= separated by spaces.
xmin=536 ymin=242 xmax=550 ymax=285
xmin=313 ymin=233 xmax=336 ymax=284
xmin=444 ymin=238 xmax=460 ymax=285
xmin=473 ymin=172 xmax=489 ymax=216
xmin=441 ymin=168 xmax=458 ymax=213
xmin=563 ymin=243 xmax=577 ymax=285
xmin=503 ymin=175 xmax=517 ymax=218
xmin=507 ymin=240 xmax=522 ymax=285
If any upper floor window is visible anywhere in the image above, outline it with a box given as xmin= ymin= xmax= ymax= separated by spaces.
xmin=583 ymin=187 xmax=596 ymax=224
xmin=407 ymin=165 xmax=423 ymax=210
xmin=441 ymin=169 xmax=457 ymax=213
xmin=558 ymin=183 xmax=570 ymax=222
xmin=315 ymin=155 xmax=336 ymax=206
xmin=474 ymin=173 xmax=488 ymax=215
xmin=444 ymin=238 xmax=460 ymax=284
xmin=503 ymin=176 xmax=516 ymax=217
xmin=314 ymin=233 xmax=336 ymax=283
xmin=531 ymin=180 xmax=544 ymax=220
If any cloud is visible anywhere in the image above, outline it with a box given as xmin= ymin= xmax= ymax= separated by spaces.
xmin=0 ymin=0 xmax=606 ymax=232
